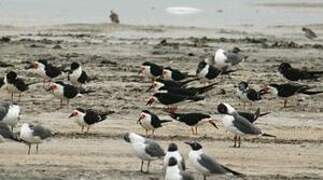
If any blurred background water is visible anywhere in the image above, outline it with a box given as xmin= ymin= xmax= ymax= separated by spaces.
xmin=0 ymin=0 xmax=322 ymax=27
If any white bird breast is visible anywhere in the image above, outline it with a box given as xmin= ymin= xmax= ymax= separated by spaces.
xmin=165 ymin=165 xmax=182 ymax=180
xmin=2 ymin=105 xmax=20 ymax=127
xmin=189 ymin=150 xmax=210 ymax=175
xmin=70 ymin=66 xmax=82 ymax=85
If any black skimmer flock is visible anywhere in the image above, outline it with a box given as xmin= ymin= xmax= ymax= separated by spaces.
xmin=217 ymin=103 xmax=275 ymax=148
xmin=0 ymin=102 xmax=21 ymax=131
xmin=19 ymin=123 xmax=53 ymax=155
xmin=124 ymin=132 xmax=165 ymax=173
xmin=278 ymin=63 xmax=323 ymax=81
xmin=185 ymin=141 xmax=243 ymax=180
xmin=137 ymin=110 xmax=171 ymax=136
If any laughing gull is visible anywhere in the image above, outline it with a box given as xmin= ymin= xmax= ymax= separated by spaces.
xmin=137 ymin=110 xmax=172 ymax=136
xmin=213 ymin=48 xmax=246 ymax=70
xmin=165 ymin=157 xmax=194 ymax=180
xmin=168 ymin=112 xmax=217 ymax=135
xmin=278 ymin=63 xmax=323 ymax=81
xmin=20 ymin=123 xmax=53 ymax=155
xmin=140 ymin=62 xmax=163 ymax=81
xmin=124 ymin=132 xmax=165 ymax=173
xmin=146 ymin=92 xmax=204 ymax=111
xmin=262 ymin=83 xmax=323 ymax=108
xmin=0 ymin=102 xmax=20 ymax=131
xmin=26 ymin=60 xmax=63 ymax=85
xmin=302 ymin=27 xmax=317 ymax=40
xmin=110 ymin=10 xmax=120 ymax=24
xmin=3 ymin=71 xmax=31 ymax=102
xmin=47 ymin=81 xmax=94 ymax=107
xmin=68 ymin=108 xmax=113 ymax=133
xmin=217 ymin=103 xmax=275 ymax=148
xmin=68 ymin=62 xmax=90 ymax=87
xmin=185 ymin=141 xmax=243 ymax=180
xmin=236 ymin=81 xmax=267 ymax=107
xmin=196 ymin=61 xmax=234 ymax=81
xmin=162 ymin=67 xmax=193 ymax=81
xmin=164 ymin=143 xmax=185 ymax=171
xmin=0 ymin=122 xmax=20 ymax=143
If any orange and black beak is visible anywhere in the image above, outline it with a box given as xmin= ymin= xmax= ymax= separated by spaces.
xmin=146 ymin=97 xmax=155 ymax=106
xmin=47 ymin=84 xmax=57 ymax=92
xmin=146 ymin=83 xmax=156 ymax=92
xmin=25 ymin=62 xmax=38 ymax=69
xmin=68 ymin=112 xmax=78 ymax=118
xmin=137 ymin=113 xmax=145 ymax=124
xmin=259 ymin=85 xmax=270 ymax=95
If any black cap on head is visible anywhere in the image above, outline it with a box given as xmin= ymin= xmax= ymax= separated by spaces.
xmin=168 ymin=143 xmax=178 ymax=152
xmin=238 ymin=81 xmax=248 ymax=90
xmin=38 ymin=59 xmax=48 ymax=65
xmin=76 ymin=108 xmax=86 ymax=113
xmin=71 ymin=62 xmax=80 ymax=70
xmin=185 ymin=141 xmax=202 ymax=151
xmin=141 ymin=110 xmax=151 ymax=114
xmin=168 ymin=157 xmax=178 ymax=166
xmin=278 ymin=63 xmax=291 ymax=73
xmin=6 ymin=71 xmax=17 ymax=82
xmin=217 ymin=103 xmax=228 ymax=114
xmin=232 ymin=47 xmax=241 ymax=53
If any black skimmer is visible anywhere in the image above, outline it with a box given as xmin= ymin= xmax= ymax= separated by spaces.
xmin=137 ymin=110 xmax=172 ymax=136
xmin=196 ymin=61 xmax=234 ymax=81
xmin=217 ymin=103 xmax=275 ymax=148
xmin=162 ymin=67 xmax=193 ymax=81
xmin=168 ymin=112 xmax=217 ymax=135
xmin=68 ymin=108 xmax=113 ymax=133
xmin=146 ymin=78 xmax=198 ymax=92
xmin=164 ymin=143 xmax=185 ymax=171
xmin=165 ymin=157 xmax=194 ymax=180
xmin=302 ymin=27 xmax=317 ymax=40
xmin=139 ymin=62 xmax=163 ymax=81
xmin=0 ymin=122 xmax=20 ymax=143
xmin=47 ymin=81 xmax=94 ymax=107
xmin=146 ymin=92 xmax=204 ymax=111
xmin=3 ymin=71 xmax=32 ymax=102
xmin=185 ymin=141 xmax=243 ymax=180
xmin=26 ymin=60 xmax=63 ymax=84
xmin=19 ymin=123 xmax=53 ymax=155
xmin=238 ymin=108 xmax=270 ymax=124
xmin=0 ymin=102 xmax=21 ymax=131
xmin=262 ymin=83 xmax=323 ymax=108
xmin=68 ymin=62 xmax=90 ymax=87
xmin=236 ymin=81 xmax=267 ymax=107
xmin=110 ymin=10 xmax=120 ymax=24
xmin=124 ymin=132 xmax=165 ymax=173
xmin=213 ymin=48 xmax=246 ymax=70
xmin=278 ymin=63 xmax=323 ymax=81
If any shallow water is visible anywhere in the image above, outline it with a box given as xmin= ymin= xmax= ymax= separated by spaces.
xmin=0 ymin=0 xmax=323 ymax=27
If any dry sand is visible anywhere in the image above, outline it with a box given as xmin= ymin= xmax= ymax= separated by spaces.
xmin=0 ymin=23 xmax=322 ymax=179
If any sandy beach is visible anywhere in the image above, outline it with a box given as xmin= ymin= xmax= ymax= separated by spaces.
xmin=0 ymin=8 xmax=323 ymax=179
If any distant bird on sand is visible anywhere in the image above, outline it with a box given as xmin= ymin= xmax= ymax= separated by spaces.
xmin=278 ymin=63 xmax=323 ymax=81
xmin=20 ymin=123 xmax=53 ymax=155
xmin=302 ymin=27 xmax=317 ymax=40
xmin=3 ymin=71 xmax=33 ymax=102
xmin=137 ymin=110 xmax=171 ymax=136
xmin=110 ymin=10 xmax=120 ymax=24
xmin=212 ymin=48 xmax=246 ymax=70
xmin=124 ymin=132 xmax=165 ymax=173
xmin=68 ymin=62 xmax=90 ymax=87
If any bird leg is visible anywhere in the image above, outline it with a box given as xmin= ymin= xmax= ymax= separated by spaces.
xmin=146 ymin=160 xmax=151 ymax=173
xmin=140 ymin=160 xmax=144 ymax=172
xmin=18 ymin=93 xmax=22 ymax=102
xmin=237 ymin=136 xmax=241 ymax=148
xmin=81 ymin=126 xmax=84 ymax=133
xmin=195 ymin=127 xmax=198 ymax=135
xmin=283 ymin=99 xmax=288 ymax=108
xmin=191 ymin=127 xmax=195 ymax=135
xmin=11 ymin=92 xmax=14 ymax=103
xmin=203 ymin=175 xmax=207 ymax=180
xmin=86 ymin=126 xmax=90 ymax=133
xmin=27 ymin=144 xmax=31 ymax=155
xmin=233 ymin=135 xmax=237 ymax=148
xmin=36 ymin=144 xmax=39 ymax=153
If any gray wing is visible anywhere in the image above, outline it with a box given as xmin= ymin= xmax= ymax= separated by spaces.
xmin=145 ymin=140 xmax=165 ymax=158
xmin=0 ymin=102 xmax=10 ymax=120
xmin=31 ymin=125 xmax=53 ymax=139
xmin=224 ymin=52 xmax=243 ymax=66
xmin=198 ymin=154 xmax=227 ymax=174
xmin=0 ymin=123 xmax=16 ymax=140
xmin=181 ymin=171 xmax=194 ymax=180
xmin=233 ymin=113 xmax=262 ymax=135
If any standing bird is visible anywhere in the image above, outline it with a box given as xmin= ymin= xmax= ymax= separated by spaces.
xmin=302 ymin=27 xmax=317 ymax=40
xmin=165 ymin=157 xmax=194 ymax=180
xmin=164 ymin=143 xmax=185 ymax=171
xmin=68 ymin=62 xmax=90 ymax=87
xmin=168 ymin=112 xmax=217 ymax=135
xmin=146 ymin=92 xmax=204 ymax=111
xmin=68 ymin=108 xmax=112 ymax=133
xmin=124 ymin=132 xmax=165 ymax=173
xmin=147 ymin=78 xmax=197 ymax=91
xmin=278 ymin=63 xmax=323 ymax=81
xmin=217 ymin=103 xmax=275 ymax=148
xmin=19 ymin=123 xmax=53 ymax=155
xmin=162 ymin=67 xmax=193 ymax=81
xmin=0 ymin=122 xmax=20 ymax=143
xmin=0 ymin=102 xmax=21 ymax=131
xmin=236 ymin=81 xmax=266 ymax=107
xmin=3 ymin=71 xmax=31 ymax=102
xmin=110 ymin=10 xmax=120 ymax=24
xmin=185 ymin=141 xmax=243 ymax=180
xmin=47 ymin=81 xmax=94 ymax=107
xmin=137 ymin=110 xmax=171 ymax=136
xmin=26 ymin=60 xmax=63 ymax=85
xmin=213 ymin=48 xmax=246 ymax=70
xmin=262 ymin=83 xmax=323 ymax=108
xmin=140 ymin=62 xmax=163 ymax=81
xmin=196 ymin=61 xmax=234 ymax=81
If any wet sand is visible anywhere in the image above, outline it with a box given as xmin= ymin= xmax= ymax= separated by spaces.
xmin=0 ymin=23 xmax=322 ymax=179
